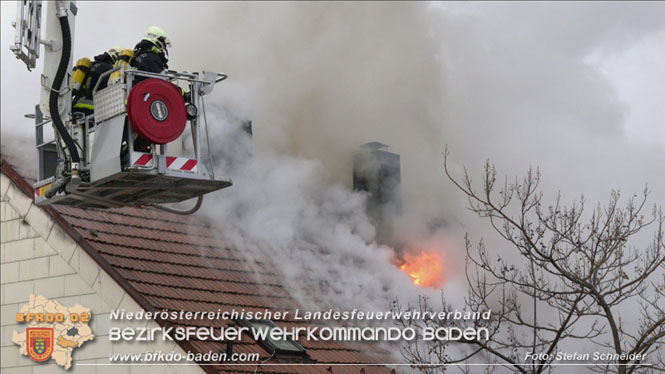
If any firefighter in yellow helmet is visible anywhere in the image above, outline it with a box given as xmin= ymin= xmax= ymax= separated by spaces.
xmin=124 ymin=26 xmax=195 ymax=158
xmin=123 ymin=26 xmax=173 ymax=156
xmin=131 ymin=26 xmax=171 ymax=84
xmin=72 ymin=47 xmax=124 ymax=117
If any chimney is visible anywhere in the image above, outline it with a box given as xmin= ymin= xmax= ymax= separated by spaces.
xmin=242 ymin=120 xmax=253 ymax=137
xmin=353 ymin=142 xmax=402 ymax=245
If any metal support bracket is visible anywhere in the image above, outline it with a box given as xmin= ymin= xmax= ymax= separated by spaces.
xmin=40 ymin=39 xmax=61 ymax=52
xmin=40 ymin=74 xmax=71 ymax=96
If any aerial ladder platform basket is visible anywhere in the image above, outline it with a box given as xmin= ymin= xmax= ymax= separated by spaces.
xmin=10 ymin=0 xmax=231 ymax=213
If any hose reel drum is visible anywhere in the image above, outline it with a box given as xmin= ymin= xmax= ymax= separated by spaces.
xmin=127 ymin=78 xmax=187 ymax=145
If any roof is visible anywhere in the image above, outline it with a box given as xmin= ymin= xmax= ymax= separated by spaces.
xmin=1 ymin=157 xmax=395 ymax=374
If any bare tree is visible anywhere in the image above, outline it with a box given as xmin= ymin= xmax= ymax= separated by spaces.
xmin=394 ymin=151 xmax=665 ymax=374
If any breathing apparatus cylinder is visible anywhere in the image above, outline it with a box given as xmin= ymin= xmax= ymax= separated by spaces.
xmin=72 ymin=57 xmax=91 ymax=95
xmin=108 ymin=49 xmax=134 ymax=85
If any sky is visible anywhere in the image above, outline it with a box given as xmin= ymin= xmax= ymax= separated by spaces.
xmin=1 ymin=1 xmax=664 ymax=369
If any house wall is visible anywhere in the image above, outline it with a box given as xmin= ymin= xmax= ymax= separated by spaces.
xmin=1 ymin=172 xmax=204 ymax=374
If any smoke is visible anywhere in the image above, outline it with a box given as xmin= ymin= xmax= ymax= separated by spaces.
xmin=434 ymin=2 xmax=665 ymax=202
xmin=181 ymin=3 xmax=665 ymax=369
xmin=179 ymin=3 xmax=453 ymax=225
xmin=2 ymin=2 xmax=665 ymax=367
xmin=194 ymin=107 xmax=442 ymax=312
xmin=182 ymin=1 xmax=665 ymax=307
xmin=179 ymin=2 xmax=456 ymax=311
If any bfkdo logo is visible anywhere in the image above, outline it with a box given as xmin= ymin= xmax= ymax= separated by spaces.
xmin=26 ymin=328 xmax=54 ymax=361
xmin=12 ymin=295 xmax=95 ymax=369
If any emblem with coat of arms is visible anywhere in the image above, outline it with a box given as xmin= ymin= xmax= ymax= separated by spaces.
xmin=26 ymin=328 xmax=54 ymax=362
xmin=12 ymin=295 xmax=95 ymax=369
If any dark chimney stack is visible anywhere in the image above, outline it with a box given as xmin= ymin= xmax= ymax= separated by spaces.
xmin=242 ymin=120 xmax=253 ymax=137
xmin=353 ymin=142 xmax=402 ymax=245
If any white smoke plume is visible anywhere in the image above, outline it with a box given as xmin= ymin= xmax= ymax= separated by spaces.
xmin=196 ymin=110 xmax=427 ymax=311
xmin=183 ymin=2 xmax=458 ymax=311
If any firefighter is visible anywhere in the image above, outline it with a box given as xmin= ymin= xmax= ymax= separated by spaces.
xmin=124 ymin=26 xmax=193 ymax=160
xmin=131 ymin=26 xmax=171 ymax=83
xmin=122 ymin=26 xmax=172 ymax=158
xmin=131 ymin=26 xmax=190 ymax=102
xmin=72 ymin=47 xmax=124 ymax=118
xmin=121 ymin=27 xmax=171 ymax=161
xmin=107 ymin=48 xmax=135 ymax=86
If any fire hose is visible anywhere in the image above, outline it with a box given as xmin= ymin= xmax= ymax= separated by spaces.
xmin=51 ymin=2 xmax=79 ymax=168
xmin=46 ymin=2 xmax=79 ymax=198
xmin=148 ymin=195 xmax=203 ymax=215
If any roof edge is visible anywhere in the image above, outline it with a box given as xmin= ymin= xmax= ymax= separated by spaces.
xmin=1 ymin=157 xmax=34 ymax=197
xmin=1 ymin=157 xmax=215 ymax=374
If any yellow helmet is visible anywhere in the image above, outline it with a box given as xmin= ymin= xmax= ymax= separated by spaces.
xmin=145 ymin=26 xmax=171 ymax=50
xmin=105 ymin=46 xmax=125 ymax=63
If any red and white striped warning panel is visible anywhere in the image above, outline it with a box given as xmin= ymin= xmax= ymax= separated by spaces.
xmin=133 ymin=154 xmax=198 ymax=172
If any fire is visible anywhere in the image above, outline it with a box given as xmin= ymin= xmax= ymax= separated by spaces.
xmin=399 ymin=250 xmax=444 ymax=288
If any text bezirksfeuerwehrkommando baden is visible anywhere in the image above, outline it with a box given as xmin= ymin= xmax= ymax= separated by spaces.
xmin=109 ymin=308 xmax=492 ymax=343
xmin=109 ymin=324 xmax=489 ymax=343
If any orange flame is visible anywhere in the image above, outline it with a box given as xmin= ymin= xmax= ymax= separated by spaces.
xmin=399 ymin=250 xmax=444 ymax=288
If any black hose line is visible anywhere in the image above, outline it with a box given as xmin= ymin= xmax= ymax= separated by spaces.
xmin=148 ymin=196 xmax=204 ymax=215
xmin=50 ymin=15 xmax=80 ymax=164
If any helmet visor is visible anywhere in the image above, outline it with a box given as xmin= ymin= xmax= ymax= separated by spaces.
xmin=146 ymin=33 xmax=171 ymax=49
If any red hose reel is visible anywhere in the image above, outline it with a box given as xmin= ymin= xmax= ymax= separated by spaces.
xmin=127 ymin=79 xmax=187 ymax=144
